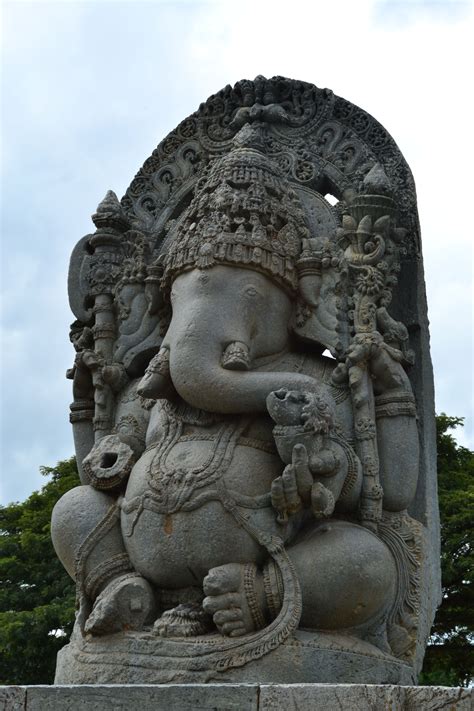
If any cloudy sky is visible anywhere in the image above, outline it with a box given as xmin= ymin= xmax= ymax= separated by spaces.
xmin=1 ymin=0 xmax=473 ymax=504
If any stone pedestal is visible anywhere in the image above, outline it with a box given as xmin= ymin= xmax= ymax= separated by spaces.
xmin=1 ymin=684 xmax=472 ymax=710
xmin=54 ymin=629 xmax=415 ymax=685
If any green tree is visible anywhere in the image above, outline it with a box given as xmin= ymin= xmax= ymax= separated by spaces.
xmin=420 ymin=415 xmax=474 ymax=686
xmin=0 ymin=458 xmax=79 ymax=684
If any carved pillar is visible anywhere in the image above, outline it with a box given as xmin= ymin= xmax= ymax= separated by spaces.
xmin=344 ymin=166 xmax=400 ymax=529
xmin=88 ymin=191 xmax=129 ymax=441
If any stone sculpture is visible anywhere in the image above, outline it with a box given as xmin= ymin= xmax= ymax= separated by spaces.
xmin=53 ymin=76 xmax=440 ymax=684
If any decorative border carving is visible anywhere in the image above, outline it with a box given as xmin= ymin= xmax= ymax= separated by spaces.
xmin=120 ymin=77 xmax=419 ymax=259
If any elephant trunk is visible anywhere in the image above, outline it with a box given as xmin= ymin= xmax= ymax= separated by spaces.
xmin=168 ymin=335 xmax=317 ymax=414
xmin=138 ymin=266 xmax=318 ymax=413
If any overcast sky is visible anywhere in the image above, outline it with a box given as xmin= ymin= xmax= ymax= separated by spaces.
xmin=1 ymin=0 xmax=473 ymax=504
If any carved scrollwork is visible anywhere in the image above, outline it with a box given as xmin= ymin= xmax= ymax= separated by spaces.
xmin=118 ymin=76 xmax=419 ymax=264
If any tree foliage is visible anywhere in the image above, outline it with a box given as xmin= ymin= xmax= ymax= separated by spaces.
xmin=0 ymin=458 xmax=79 ymax=684
xmin=0 ymin=417 xmax=472 ymax=685
xmin=420 ymin=415 xmax=474 ymax=686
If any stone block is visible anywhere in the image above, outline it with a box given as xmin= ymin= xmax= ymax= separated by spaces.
xmin=25 ymin=683 xmax=259 ymax=710
xmin=404 ymin=685 xmax=473 ymax=710
xmin=259 ymin=684 xmax=405 ymax=710
xmin=258 ymin=684 xmax=473 ymax=710
xmin=2 ymin=684 xmax=473 ymax=710
xmin=0 ymin=687 xmax=25 ymax=711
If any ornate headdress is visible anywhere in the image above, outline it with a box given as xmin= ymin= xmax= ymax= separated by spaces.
xmin=162 ymin=125 xmax=310 ymax=294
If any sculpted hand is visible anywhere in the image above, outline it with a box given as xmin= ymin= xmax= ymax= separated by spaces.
xmin=271 ymin=444 xmax=313 ymax=523
xmin=76 ymin=349 xmax=110 ymax=407
xmin=333 ymin=332 xmax=411 ymax=407
xmin=349 ymin=333 xmax=409 ymax=393
xmin=271 ymin=444 xmax=338 ymax=522
xmin=69 ymin=350 xmax=96 ymax=401
xmin=80 ymin=349 xmax=104 ymax=372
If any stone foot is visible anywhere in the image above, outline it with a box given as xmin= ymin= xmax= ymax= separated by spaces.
xmin=202 ymin=563 xmax=267 ymax=637
xmin=84 ymin=574 xmax=156 ymax=636
xmin=153 ymin=602 xmax=213 ymax=637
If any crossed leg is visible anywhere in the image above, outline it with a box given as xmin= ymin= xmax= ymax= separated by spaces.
xmin=202 ymin=519 xmax=396 ymax=636
xmin=51 ymin=485 xmax=155 ymax=634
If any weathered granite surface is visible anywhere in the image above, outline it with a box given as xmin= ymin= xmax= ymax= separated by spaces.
xmin=260 ymin=684 xmax=473 ymax=710
xmin=55 ymin=628 xmax=416 ymax=685
xmin=0 ymin=687 xmax=25 ymax=711
xmin=1 ymin=685 xmax=472 ymax=710
xmin=53 ymin=76 xmax=440 ymax=684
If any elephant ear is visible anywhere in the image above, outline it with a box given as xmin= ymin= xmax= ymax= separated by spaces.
xmin=111 ymin=233 xmax=170 ymax=378
xmin=292 ymin=252 xmax=349 ymax=359
xmin=291 ymin=187 xmax=350 ymax=359
xmin=68 ymin=233 xmax=95 ymax=324
xmin=112 ymin=284 xmax=165 ymax=377
xmin=69 ymin=208 xmax=169 ymax=380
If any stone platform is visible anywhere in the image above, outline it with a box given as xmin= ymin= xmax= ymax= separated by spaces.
xmin=1 ymin=684 xmax=472 ymax=710
xmin=54 ymin=628 xmax=416 ymax=685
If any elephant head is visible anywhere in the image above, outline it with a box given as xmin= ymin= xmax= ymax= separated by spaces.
xmin=137 ymin=128 xmax=327 ymax=413
xmin=138 ymin=264 xmax=318 ymax=413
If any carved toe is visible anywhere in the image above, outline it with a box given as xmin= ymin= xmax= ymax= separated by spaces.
xmin=203 ymin=563 xmax=242 ymax=595
xmin=202 ymin=591 xmax=241 ymax=615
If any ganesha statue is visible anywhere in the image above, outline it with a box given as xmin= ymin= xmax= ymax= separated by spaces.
xmin=53 ymin=77 xmax=440 ymax=684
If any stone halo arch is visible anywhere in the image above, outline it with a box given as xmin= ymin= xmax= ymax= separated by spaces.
xmin=120 ymin=75 xmax=420 ymax=260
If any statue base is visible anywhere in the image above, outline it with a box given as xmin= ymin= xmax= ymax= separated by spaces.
xmin=2 ymin=684 xmax=472 ymax=710
xmin=55 ymin=627 xmax=415 ymax=685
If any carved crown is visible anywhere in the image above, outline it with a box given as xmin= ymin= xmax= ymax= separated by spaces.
xmin=162 ymin=125 xmax=310 ymax=294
